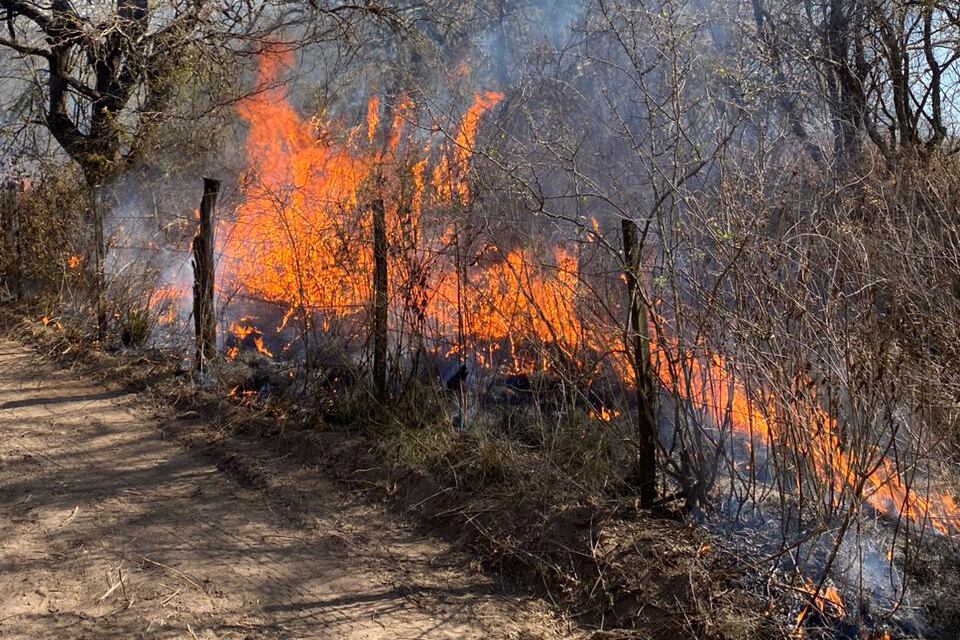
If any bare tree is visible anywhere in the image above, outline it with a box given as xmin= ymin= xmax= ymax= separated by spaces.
xmin=750 ymin=0 xmax=960 ymax=168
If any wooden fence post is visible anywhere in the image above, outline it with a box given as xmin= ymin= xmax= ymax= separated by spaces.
xmin=4 ymin=180 xmax=22 ymax=302
xmin=372 ymin=196 xmax=388 ymax=400
xmin=91 ymin=185 xmax=106 ymax=338
xmin=193 ymin=178 xmax=219 ymax=372
xmin=622 ymin=218 xmax=658 ymax=508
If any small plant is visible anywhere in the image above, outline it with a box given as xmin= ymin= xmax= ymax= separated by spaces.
xmin=119 ymin=304 xmax=152 ymax=347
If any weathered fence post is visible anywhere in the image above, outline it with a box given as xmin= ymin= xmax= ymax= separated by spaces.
xmin=621 ymin=218 xmax=658 ymax=508
xmin=193 ymin=178 xmax=219 ymax=372
xmin=4 ymin=180 xmax=22 ymax=302
xmin=372 ymin=196 xmax=388 ymax=400
xmin=91 ymin=186 xmax=106 ymax=338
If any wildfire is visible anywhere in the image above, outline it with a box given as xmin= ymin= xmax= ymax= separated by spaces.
xmin=223 ymin=52 xmax=549 ymax=373
xmin=589 ymin=406 xmax=619 ymax=422
xmin=228 ymin=385 xmax=258 ymax=400
xmin=428 ymin=246 xmax=584 ymax=372
xmin=432 ymin=90 xmax=503 ymax=204
xmin=793 ymin=578 xmax=846 ymax=632
xmin=66 ymin=254 xmax=82 ymax=270
xmin=227 ymin=320 xmax=273 ymax=358
xmin=219 ymin=51 xmax=958 ymax=537
xmin=366 ymin=95 xmax=379 ymax=144
xmin=149 ymin=285 xmax=184 ymax=327
xmin=646 ymin=331 xmax=959 ymax=534
xmin=39 ymin=316 xmax=62 ymax=331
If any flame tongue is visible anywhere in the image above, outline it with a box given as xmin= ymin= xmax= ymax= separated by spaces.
xmin=223 ymin=53 xmax=551 ymax=371
xmin=366 ymin=96 xmax=379 ymax=144
xmin=228 ymin=320 xmax=273 ymax=359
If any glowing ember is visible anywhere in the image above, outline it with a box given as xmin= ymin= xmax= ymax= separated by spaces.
xmin=66 ymin=255 xmax=82 ymax=270
xmin=228 ymin=385 xmax=257 ymax=400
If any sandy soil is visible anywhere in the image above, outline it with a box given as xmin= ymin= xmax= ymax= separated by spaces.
xmin=0 ymin=339 xmax=571 ymax=639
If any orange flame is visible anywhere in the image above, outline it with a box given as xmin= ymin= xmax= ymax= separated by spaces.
xmin=219 ymin=53 xmax=958 ymax=536
xmin=794 ymin=578 xmax=845 ymax=632
xmin=432 ymin=90 xmax=503 ymax=204
xmin=39 ymin=316 xmax=62 ymax=331
xmin=590 ymin=406 xmax=619 ymax=422
xmin=228 ymin=320 xmax=273 ymax=358
xmin=149 ymin=285 xmax=184 ymax=327
xmin=366 ymin=96 xmax=380 ymax=144
xmin=223 ymin=54 xmax=517 ymax=359
xmin=647 ymin=327 xmax=959 ymax=534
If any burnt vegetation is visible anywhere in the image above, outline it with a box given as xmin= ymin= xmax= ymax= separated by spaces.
xmin=2 ymin=0 xmax=960 ymax=638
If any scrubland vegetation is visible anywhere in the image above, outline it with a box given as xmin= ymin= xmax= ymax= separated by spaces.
xmin=2 ymin=1 xmax=960 ymax=638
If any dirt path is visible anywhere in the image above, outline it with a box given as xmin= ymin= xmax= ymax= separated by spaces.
xmin=0 ymin=340 xmax=570 ymax=639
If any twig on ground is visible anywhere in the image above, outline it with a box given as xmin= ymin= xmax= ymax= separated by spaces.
xmin=139 ymin=556 xmax=207 ymax=594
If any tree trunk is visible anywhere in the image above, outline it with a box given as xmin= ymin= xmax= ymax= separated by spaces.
xmin=372 ymin=196 xmax=388 ymax=401
xmin=192 ymin=178 xmax=219 ymax=372
xmin=621 ymin=218 xmax=658 ymax=508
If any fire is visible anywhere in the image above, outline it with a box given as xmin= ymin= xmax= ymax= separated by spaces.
xmin=647 ymin=330 xmax=959 ymax=534
xmin=432 ymin=90 xmax=503 ymax=204
xmin=149 ymin=285 xmax=184 ymax=327
xmin=219 ymin=52 xmax=958 ymax=536
xmin=590 ymin=406 xmax=618 ymax=422
xmin=254 ymin=337 xmax=272 ymax=357
xmin=366 ymin=96 xmax=379 ymax=144
xmin=455 ymin=91 xmax=503 ymax=161
xmin=793 ymin=578 xmax=845 ymax=632
xmin=66 ymin=254 xmax=82 ymax=270
xmin=221 ymin=50 xmax=374 ymax=317
xmin=39 ymin=316 xmax=62 ymax=331
xmin=228 ymin=320 xmax=273 ymax=358
xmin=428 ymin=246 xmax=584 ymax=372
xmin=820 ymin=584 xmax=845 ymax=617
xmin=228 ymin=385 xmax=257 ymax=400
xmin=223 ymin=53 xmax=538 ymax=372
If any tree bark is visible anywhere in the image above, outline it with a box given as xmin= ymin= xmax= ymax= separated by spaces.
xmin=192 ymin=178 xmax=219 ymax=371
xmin=622 ymin=218 xmax=658 ymax=508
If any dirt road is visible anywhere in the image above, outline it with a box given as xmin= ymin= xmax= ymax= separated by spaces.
xmin=0 ymin=340 xmax=569 ymax=639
